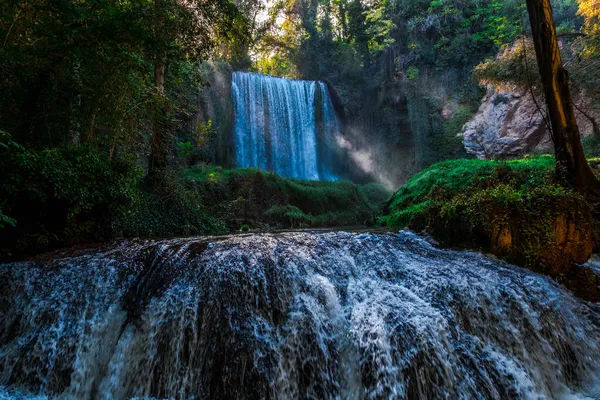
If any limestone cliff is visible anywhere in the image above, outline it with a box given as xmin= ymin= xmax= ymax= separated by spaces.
xmin=461 ymin=85 xmax=599 ymax=159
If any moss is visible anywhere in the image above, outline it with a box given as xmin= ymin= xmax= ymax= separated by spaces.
xmin=185 ymin=164 xmax=392 ymax=230
xmin=432 ymin=184 xmax=592 ymax=271
xmin=381 ymin=155 xmax=595 ymax=274
xmin=383 ymin=155 xmax=555 ymax=230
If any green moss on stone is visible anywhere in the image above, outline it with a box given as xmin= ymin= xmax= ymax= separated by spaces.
xmin=381 ymin=155 xmax=595 ymax=274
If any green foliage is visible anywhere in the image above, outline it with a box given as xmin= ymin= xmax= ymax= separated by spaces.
xmin=365 ymin=0 xmax=397 ymax=54
xmin=405 ymin=66 xmax=420 ymax=81
xmin=195 ymin=120 xmax=214 ymax=149
xmin=0 ymin=210 xmax=16 ymax=229
xmin=434 ymin=182 xmax=590 ymax=267
xmin=176 ymin=120 xmax=217 ymax=166
xmin=177 ymin=141 xmax=194 ymax=161
xmin=0 ymin=0 xmax=247 ymax=153
xmin=381 ymin=156 xmax=555 ymax=228
xmin=473 ymin=28 xmax=600 ymax=110
xmin=239 ymin=224 xmax=250 ymax=232
xmin=473 ymin=39 xmax=539 ymax=88
xmin=381 ymin=155 xmax=594 ymax=270
xmin=184 ymin=165 xmax=392 ymax=230
xmin=115 ymin=175 xmax=226 ymax=239
xmin=471 ymin=1 xmax=523 ymax=47
xmin=0 ymin=144 xmax=141 ymax=257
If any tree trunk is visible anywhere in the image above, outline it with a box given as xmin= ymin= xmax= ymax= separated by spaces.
xmin=148 ymin=59 xmax=168 ymax=179
xmin=526 ymin=0 xmax=600 ymax=197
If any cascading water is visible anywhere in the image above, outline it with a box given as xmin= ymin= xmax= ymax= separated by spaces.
xmin=1 ymin=231 xmax=600 ymax=399
xmin=232 ymin=72 xmax=341 ymax=180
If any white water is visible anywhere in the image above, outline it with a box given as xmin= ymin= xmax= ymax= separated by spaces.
xmin=232 ymin=72 xmax=341 ymax=180
xmin=1 ymin=231 xmax=599 ymax=399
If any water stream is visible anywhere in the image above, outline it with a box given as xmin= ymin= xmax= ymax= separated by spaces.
xmin=232 ymin=72 xmax=341 ymax=180
xmin=1 ymin=231 xmax=599 ymax=399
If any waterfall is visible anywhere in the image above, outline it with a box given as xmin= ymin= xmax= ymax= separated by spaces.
xmin=232 ymin=72 xmax=341 ymax=181
xmin=1 ymin=231 xmax=600 ymax=399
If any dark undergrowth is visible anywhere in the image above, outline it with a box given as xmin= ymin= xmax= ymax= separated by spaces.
xmin=0 ymin=138 xmax=391 ymax=260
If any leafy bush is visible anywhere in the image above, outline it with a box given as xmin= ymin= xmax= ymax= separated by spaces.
xmin=0 ymin=144 xmax=141 ymax=258
xmin=381 ymin=155 xmax=555 ymax=228
xmin=115 ymin=169 xmax=226 ymax=238
xmin=116 ymin=189 xmax=226 ymax=238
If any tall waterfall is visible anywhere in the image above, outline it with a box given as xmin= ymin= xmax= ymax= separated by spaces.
xmin=1 ymin=231 xmax=600 ymax=399
xmin=232 ymin=72 xmax=341 ymax=180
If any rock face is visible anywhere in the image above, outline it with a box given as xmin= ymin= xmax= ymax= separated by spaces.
xmin=196 ymin=62 xmax=234 ymax=166
xmin=489 ymin=209 xmax=594 ymax=276
xmin=411 ymin=190 xmax=595 ymax=278
xmin=462 ymin=86 xmax=598 ymax=159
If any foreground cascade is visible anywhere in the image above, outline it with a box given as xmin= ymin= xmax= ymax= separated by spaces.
xmin=232 ymin=72 xmax=342 ymax=180
xmin=1 ymin=231 xmax=600 ymax=399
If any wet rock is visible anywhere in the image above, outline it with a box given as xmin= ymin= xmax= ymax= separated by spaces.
xmin=559 ymin=261 xmax=600 ymax=303
xmin=489 ymin=208 xmax=594 ymax=276
xmin=1 ymin=232 xmax=599 ymax=398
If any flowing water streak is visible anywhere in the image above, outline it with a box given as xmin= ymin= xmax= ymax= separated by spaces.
xmin=1 ymin=231 xmax=600 ymax=399
xmin=232 ymin=72 xmax=341 ymax=180
xmin=319 ymin=81 xmax=342 ymax=181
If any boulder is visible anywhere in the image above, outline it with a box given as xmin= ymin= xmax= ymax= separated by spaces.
xmin=489 ymin=209 xmax=594 ymax=276
xmin=462 ymin=86 xmax=598 ymax=159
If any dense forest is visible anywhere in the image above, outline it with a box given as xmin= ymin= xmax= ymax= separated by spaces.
xmin=0 ymin=0 xmax=599 ymax=261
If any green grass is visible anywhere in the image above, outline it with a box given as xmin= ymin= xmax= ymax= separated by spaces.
xmin=381 ymin=155 xmax=555 ymax=228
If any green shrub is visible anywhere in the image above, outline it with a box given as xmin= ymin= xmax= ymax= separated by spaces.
xmin=383 ymin=156 xmax=555 ymax=229
xmin=239 ymin=224 xmax=250 ymax=232
xmin=115 ymin=190 xmax=226 ymax=238
xmin=115 ymin=170 xmax=226 ymax=238
xmin=0 ymin=144 xmax=141 ymax=258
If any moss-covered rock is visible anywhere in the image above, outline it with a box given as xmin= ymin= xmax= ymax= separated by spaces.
xmin=382 ymin=156 xmax=597 ymax=278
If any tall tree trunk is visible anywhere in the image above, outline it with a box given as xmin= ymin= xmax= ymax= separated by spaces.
xmin=148 ymin=59 xmax=168 ymax=179
xmin=526 ymin=0 xmax=600 ymax=197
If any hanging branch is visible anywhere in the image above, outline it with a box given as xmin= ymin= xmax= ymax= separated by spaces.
xmin=573 ymin=102 xmax=600 ymax=139
xmin=520 ymin=26 xmax=554 ymax=143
